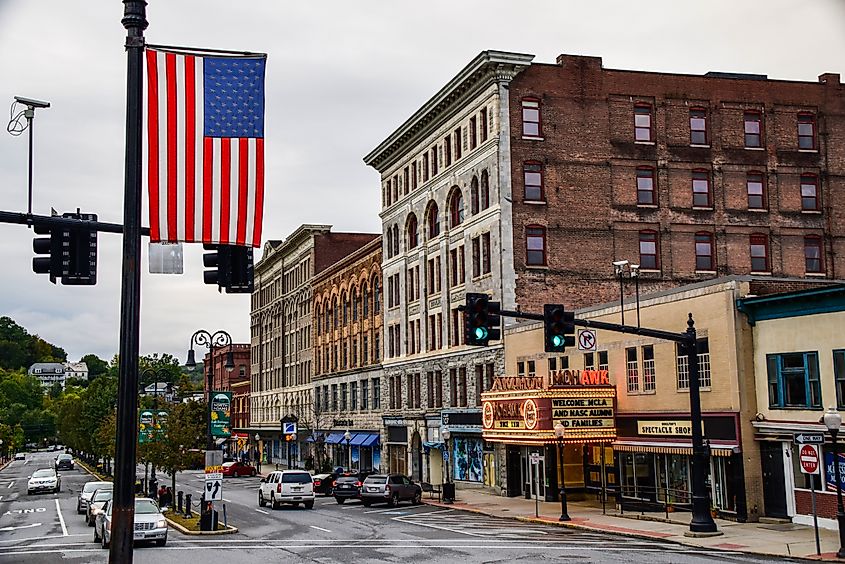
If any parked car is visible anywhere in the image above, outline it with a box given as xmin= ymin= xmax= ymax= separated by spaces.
xmin=360 ymin=474 xmax=421 ymax=507
xmin=86 ymin=488 xmax=113 ymax=526
xmin=221 ymin=461 xmax=256 ymax=478
xmin=333 ymin=475 xmax=364 ymax=504
xmin=94 ymin=497 xmax=167 ymax=548
xmin=27 ymin=468 xmax=61 ymax=495
xmin=78 ymin=481 xmax=113 ymax=514
xmin=55 ymin=453 xmax=74 ymax=471
xmin=47 ymin=445 xmax=56 ymax=452
xmin=14 ymin=452 xmax=26 ymax=461
xmin=258 ymin=470 xmax=314 ymax=510
xmin=312 ymin=473 xmax=338 ymax=496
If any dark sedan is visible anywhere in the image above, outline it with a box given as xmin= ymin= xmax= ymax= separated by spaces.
xmin=55 ymin=454 xmax=74 ymax=471
xmin=312 ymin=473 xmax=337 ymax=496
xmin=333 ymin=475 xmax=363 ymax=503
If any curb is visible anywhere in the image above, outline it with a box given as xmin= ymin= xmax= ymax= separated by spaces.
xmin=0 ymin=459 xmax=13 ymax=473
xmin=164 ymin=516 xmax=238 ymax=536
xmin=422 ymin=500 xmax=843 ymax=563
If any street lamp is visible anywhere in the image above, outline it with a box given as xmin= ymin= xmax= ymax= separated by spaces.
xmin=344 ymin=430 xmax=352 ymax=472
xmin=824 ymin=407 xmax=845 ymax=558
xmin=441 ymin=427 xmax=453 ymax=503
xmin=185 ymin=329 xmax=233 ymax=451
xmin=553 ymin=422 xmax=570 ymax=521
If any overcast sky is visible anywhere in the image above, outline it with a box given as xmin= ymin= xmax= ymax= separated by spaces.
xmin=0 ymin=0 xmax=843 ymax=364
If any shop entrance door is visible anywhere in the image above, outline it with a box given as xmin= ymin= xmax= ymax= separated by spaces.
xmin=760 ymin=441 xmax=788 ymax=518
xmin=524 ymin=449 xmax=545 ymax=500
xmin=506 ymin=448 xmax=522 ymax=497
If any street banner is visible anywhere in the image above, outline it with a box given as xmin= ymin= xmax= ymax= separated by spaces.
xmin=155 ymin=410 xmax=168 ymax=440
xmin=210 ymin=391 xmax=232 ymax=437
xmin=138 ymin=410 xmax=154 ymax=444
xmin=824 ymin=452 xmax=845 ymax=492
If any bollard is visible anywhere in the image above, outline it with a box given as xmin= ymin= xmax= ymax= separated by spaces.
xmin=177 ymin=491 xmax=183 ymax=513
xmin=185 ymin=494 xmax=192 ymax=518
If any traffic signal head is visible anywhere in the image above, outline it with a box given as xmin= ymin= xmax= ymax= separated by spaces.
xmin=226 ymin=246 xmax=254 ymax=294
xmin=464 ymin=293 xmax=501 ymax=346
xmin=60 ymin=212 xmax=97 ymax=286
xmin=544 ymin=304 xmax=575 ymax=353
xmin=203 ymin=244 xmax=231 ymax=291
xmin=32 ymin=223 xmax=60 ymax=283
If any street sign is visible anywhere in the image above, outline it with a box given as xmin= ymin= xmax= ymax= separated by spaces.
xmin=529 ymin=452 xmax=541 ymax=465
xmin=794 ymin=433 xmax=825 ymax=445
xmin=204 ymin=477 xmax=223 ymax=501
xmin=577 ymin=329 xmax=597 ymax=351
xmin=283 ymin=422 xmax=297 ymax=435
xmin=800 ymin=444 xmax=821 ymax=475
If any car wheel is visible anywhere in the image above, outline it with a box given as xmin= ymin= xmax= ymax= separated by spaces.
xmin=258 ymin=491 xmax=266 ymax=507
xmin=335 ymin=497 xmax=345 ymax=504
xmin=305 ymin=500 xmax=314 ymax=510
xmin=156 ymin=538 xmax=166 ymax=547
xmin=102 ymin=532 xmax=110 ymax=549
xmin=390 ymin=493 xmax=400 ymax=507
xmin=27 ymin=490 xmax=32 ymax=496
xmin=93 ymin=526 xmax=100 ymax=543
xmin=412 ymin=491 xmax=422 ymax=505
xmin=271 ymin=494 xmax=279 ymax=510
xmin=77 ymin=503 xmax=84 ymax=515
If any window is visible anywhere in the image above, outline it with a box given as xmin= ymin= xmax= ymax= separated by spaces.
xmin=449 ymin=188 xmax=464 ymax=228
xmin=351 ymin=381 xmax=358 ymax=410
xmin=750 ymin=234 xmax=769 ymax=273
xmin=422 ymin=153 xmax=429 ymax=182
xmin=482 ymin=233 xmax=491 ymax=274
xmin=352 ymin=291 xmax=358 ymax=322
xmin=524 ymin=162 xmax=544 ymax=201
xmin=522 ymin=98 xmax=541 ymax=137
xmin=469 ymin=116 xmax=477 ymax=150
xmin=642 ymin=345 xmax=655 ymax=392
xmin=584 ymin=352 xmax=595 ymax=370
xmin=747 ymin=172 xmax=766 ymax=210
xmin=426 ymin=202 xmax=440 ymax=239
xmin=801 ymin=174 xmax=819 ymax=211
xmin=695 ymin=232 xmax=715 ymax=272
xmin=767 ymin=352 xmax=821 ymax=408
xmin=472 ymin=237 xmax=481 ymax=278
xmin=744 ymin=111 xmax=762 ymax=148
xmin=526 ymin=226 xmax=546 ymax=266
xmin=480 ymin=170 xmax=490 ymax=210
xmin=548 ymin=357 xmax=557 ymax=372
xmin=372 ymin=378 xmax=380 ymax=409
xmin=798 ymin=112 xmax=817 ymax=150
xmin=690 ymin=108 xmax=708 ymax=145
xmin=362 ymin=284 xmax=369 ymax=318
xmin=406 ymin=214 xmax=418 ymax=250
xmin=459 ymin=368 xmax=467 ymax=407
xmin=835 ymin=350 xmax=845 ymax=410
xmin=444 ymin=136 xmax=452 ymax=167
xmin=691 ymin=169 xmax=712 ymax=208
xmin=598 ymin=351 xmax=608 ymax=371
xmin=636 ymin=166 xmax=656 ymax=205
xmin=470 ymin=176 xmax=479 ymax=215
xmin=362 ymin=379 xmax=369 ymax=410
xmin=454 ymin=128 xmax=462 ymax=160
xmin=412 ymin=161 xmax=418 ymax=190
xmin=449 ymin=368 xmax=458 ymax=406
xmin=450 ymin=308 xmax=463 ymax=347
xmin=804 ymin=236 xmax=823 ymax=273
xmin=639 ymin=230 xmax=659 ymax=270
xmin=431 ymin=146 xmax=438 ymax=176
xmin=626 ymin=347 xmax=639 ymax=392
xmin=480 ymin=108 xmax=488 ymax=142
xmin=373 ymin=279 xmax=381 ymax=313
xmin=634 ymin=104 xmax=652 ymax=142
xmin=403 ymin=167 xmax=410 ymax=195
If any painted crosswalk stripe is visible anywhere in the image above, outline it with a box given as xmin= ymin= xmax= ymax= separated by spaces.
xmin=310 ymin=525 xmax=331 ymax=533
xmin=255 ymin=508 xmax=269 ymax=515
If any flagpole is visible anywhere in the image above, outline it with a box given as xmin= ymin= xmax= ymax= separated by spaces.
xmin=111 ymin=1 xmax=147 ymax=563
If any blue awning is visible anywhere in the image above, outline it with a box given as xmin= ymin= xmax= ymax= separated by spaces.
xmin=324 ymin=432 xmax=346 ymax=444
xmin=351 ymin=432 xmax=378 ymax=446
xmin=360 ymin=433 xmax=380 ymax=447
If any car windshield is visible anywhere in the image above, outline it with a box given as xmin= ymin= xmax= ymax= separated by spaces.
xmin=83 ymin=482 xmax=111 ymax=493
xmin=135 ymin=500 xmax=160 ymax=514
xmin=58 ymin=454 xmax=71 ymax=461
xmin=365 ymin=476 xmax=387 ymax=484
xmin=281 ymin=473 xmax=311 ymax=484
xmin=337 ymin=476 xmax=359 ymax=483
xmin=93 ymin=490 xmax=113 ymax=502
xmin=222 ymin=462 xmax=235 ymax=468
xmin=32 ymin=469 xmax=54 ymax=478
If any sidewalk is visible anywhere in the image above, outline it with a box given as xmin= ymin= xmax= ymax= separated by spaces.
xmin=424 ymin=488 xmax=845 ymax=561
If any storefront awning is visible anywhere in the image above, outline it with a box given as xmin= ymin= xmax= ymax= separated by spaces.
xmin=612 ymin=439 xmax=738 ymax=457
xmin=422 ymin=441 xmax=444 ymax=452
xmin=360 ymin=433 xmax=380 ymax=447
xmin=324 ymin=432 xmax=346 ymax=444
xmin=350 ymin=432 xmax=378 ymax=446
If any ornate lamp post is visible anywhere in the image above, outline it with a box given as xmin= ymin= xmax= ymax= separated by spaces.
xmin=185 ymin=330 xmax=233 ymax=451
xmin=441 ymin=427 xmax=453 ymax=503
xmin=553 ymin=422 xmax=570 ymax=521
xmin=254 ymin=433 xmax=261 ymax=473
xmin=824 ymin=407 xmax=845 ymax=558
xmin=344 ymin=429 xmax=352 ymax=471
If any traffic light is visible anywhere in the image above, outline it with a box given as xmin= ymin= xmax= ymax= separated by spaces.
xmin=544 ymin=304 xmax=575 ymax=353
xmin=464 ymin=292 xmax=501 ymax=346
xmin=60 ymin=212 xmax=98 ymax=286
xmin=203 ymin=244 xmax=231 ymax=291
xmin=203 ymin=244 xmax=253 ymax=293
xmin=32 ymin=223 xmax=61 ymax=283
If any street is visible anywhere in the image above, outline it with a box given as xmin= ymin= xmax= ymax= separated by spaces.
xmin=0 ymin=452 xmax=800 ymax=563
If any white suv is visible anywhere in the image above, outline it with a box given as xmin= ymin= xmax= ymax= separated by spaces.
xmin=258 ymin=470 xmax=314 ymax=509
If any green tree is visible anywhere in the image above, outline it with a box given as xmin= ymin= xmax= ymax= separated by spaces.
xmin=0 ymin=316 xmax=66 ymax=370
xmin=156 ymin=400 xmax=205 ymax=492
xmin=80 ymin=354 xmax=109 ymax=379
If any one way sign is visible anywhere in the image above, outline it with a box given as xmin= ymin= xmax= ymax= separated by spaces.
xmin=794 ymin=432 xmax=825 ymax=445
xmin=205 ymin=477 xmax=223 ymax=501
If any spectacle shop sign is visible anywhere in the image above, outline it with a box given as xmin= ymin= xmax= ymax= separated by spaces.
xmin=481 ymin=371 xmax=617 ymax=445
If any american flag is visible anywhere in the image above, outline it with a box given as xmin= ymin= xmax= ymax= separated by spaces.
xmin=145 ymin=47 xmax=266 ymax=248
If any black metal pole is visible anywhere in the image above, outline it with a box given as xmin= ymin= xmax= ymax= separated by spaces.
xmin=832 ymin=429 xmax=845 ymax=558
xmin=558 ymin=438 xmax=570 ymax=521
xmin=686 ymin=314 xmax=717 ymax=533
xmin=207 ymin=345 xmax=214 ymax=451
xmin=635 ymin=275 xmax=640 ymax=329
xmin=26 ymin=113 xmax=34 ymax=217
xmin=618 ymin=273 xmax=625 ymax=326
xmin=110 ymin=2 xmax=147 ymax=562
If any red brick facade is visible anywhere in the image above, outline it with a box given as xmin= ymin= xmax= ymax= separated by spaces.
xmin=205 ymin=344 xmax=251 ymax=429
xmin=509 ymin=55 xmax=844 ymax=311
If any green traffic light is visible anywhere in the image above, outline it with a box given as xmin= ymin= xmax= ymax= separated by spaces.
xmin=552 ymin=335 xmax=564 ymax=347
xmin=474 ymin=327 xmax=489 ymax=340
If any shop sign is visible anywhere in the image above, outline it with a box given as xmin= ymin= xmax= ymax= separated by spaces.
xmin=825 ymin=452 xmax=845 ymax=492
xmin=491 ymin=376 xmax=544 ymax=392
xmin=483 ymin=399 xmax=538 ymax=430
xmin=383 ymin=416 xmax=406 ymax=427
xmin=637 ymin=420 xmax=697 ymax=436
xmin=333 ymin=419 xmax=354 ymax=427
xmin=549 ymin=369 xmax=610 ymax=388
xmin=553 ymin=397 xmax=614 ymax=429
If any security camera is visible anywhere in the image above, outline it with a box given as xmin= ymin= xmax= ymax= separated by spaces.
xmin=14 ymin=96 xmax=50 ymax=109
xmin=612 ymin=260 xmax=629 ymax=268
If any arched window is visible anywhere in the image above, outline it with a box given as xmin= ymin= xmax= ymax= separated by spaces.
xmin=480 ymin=170 xmax=490 ymax=210
xmin=332 ymin=296 xmax=339 ymax=328
xmin=342 ymin=291 xmax=349 ymax=325
xmin=470 ymin=176 xmax=479 ymax=215
xmin=352 ymin=288 xmax=359 ymax=322
xmin=406 ymin=213 xmax=418 ymax=250
xmin=393 ymin=224 xmax=400 ymax=255
xmin=426 ymin=201 xmax=440 ymax=239
xmin=373 ymin=278 xmax=381 ymax=313
xmin=386 ymin=227 xmax=393 ymax=258
xmin=362 ymin=282 xmax=369 ymax=318
xmin=449 ymin=187 xmax=464 ymax=228
xmin=315 ymin=303 xmax=322 ymax=335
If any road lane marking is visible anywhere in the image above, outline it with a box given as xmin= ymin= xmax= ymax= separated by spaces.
xmin=309 ymin=525 xmax=331 ymax=533
xmin=6 ymin=481 xmax=13 ymax=488
xmin=363 ymin=504 xmax=431 ymax=515
xmin=0 ymin=495 xmax=3 ymax=501
xmin=255 ymin=508 xmax=269 ymax=515
xmin=54 ymin=499 xmax=68 ymax=536
xmin=0 ymin=522 xmax=41 ymax=532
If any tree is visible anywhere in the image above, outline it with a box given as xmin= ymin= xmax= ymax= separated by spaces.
xmin=81 ymin=354 xmax=109 ymax=379
xmin=155 ymin=400 xmax=205 ymax=492
xmin=0 ymin=316 xmax=66 ymax=370
xmin=139 ymin=353 xmax=183 ymax=387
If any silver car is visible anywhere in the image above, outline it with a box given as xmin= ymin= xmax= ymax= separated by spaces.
xmin=86 ymin=488 xmax=113 ymax=526
xmin=27 ymin=468 xmax=60 ymax=495
xmin=77 ymin=481 xmax=112 ymax=514
xmin=94 ymin=497 xmax=167 ymax=548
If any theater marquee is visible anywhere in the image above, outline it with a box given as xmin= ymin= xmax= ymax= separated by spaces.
xmin=481 ymin=371 xmax=617 ymax=445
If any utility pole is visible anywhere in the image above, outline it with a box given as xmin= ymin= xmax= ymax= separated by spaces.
xmin=110 ymin=1 xmax=147 ymax=563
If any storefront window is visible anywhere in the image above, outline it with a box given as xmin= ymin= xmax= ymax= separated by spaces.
xmin=656 ymin=454 xmax=690 ymax=504
xmin=453 ymin=437 xmax=484 ymax=482
xmin=620 ymin=452 xmax=656 ymax=501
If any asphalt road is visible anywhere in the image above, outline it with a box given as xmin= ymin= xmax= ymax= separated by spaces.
xmin=0 ymin=454 xmax=802 ymax=563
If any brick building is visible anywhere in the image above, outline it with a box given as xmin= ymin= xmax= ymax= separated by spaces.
xmin=312 ymin=236 xmax=383 ymax=472
xmin=205 ymin=343 xmax=250 ymax=455
xmin=364 ymin=50 xmax=843 ymax=488
xmin=250 ymin=224 xmax=378 ymax=467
